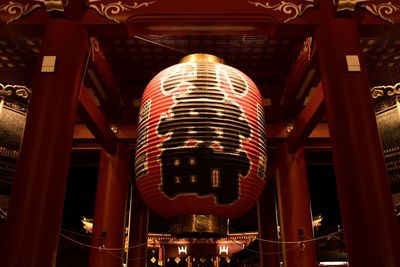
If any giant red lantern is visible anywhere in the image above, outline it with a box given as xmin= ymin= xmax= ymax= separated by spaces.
xmin=135 ymin=54 xmax=267 ymax=236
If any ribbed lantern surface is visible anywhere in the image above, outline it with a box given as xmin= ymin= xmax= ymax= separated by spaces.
xmin=135 ymin=54 xmax=267 ymax=219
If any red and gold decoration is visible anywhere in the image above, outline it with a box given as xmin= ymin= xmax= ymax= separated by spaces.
xmin=249 ymin=0 xmax=317 ymax=23
xmin=147 ymin=232 xmax=257 ymax=266
xmin=371 ymin=83 xmax=400 ymax=190
xmin=333 ymin=0 xmax=400 ymax=23
xmin=0 ymin=1 xmax=42 ymax=24
xmin=0 ymin=83 xmax=30 ymax=212
xmin=334 ymin=0 xmax=369 ymax=12
xmin=135 ymin=54 xmax=266 ymax=235
xmin=0 ymin=0 xmax=67 ymax=23
xmin=87 ymin=0 xmax=157 ymax=24
xmin=362 ymin=1 xmax=400 ymax=23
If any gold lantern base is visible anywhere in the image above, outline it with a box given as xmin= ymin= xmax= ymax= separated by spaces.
xmin=179 ymin=53 xmax=225 ymax=64
xmin=170 ymin=214 xmax=228 ymax=237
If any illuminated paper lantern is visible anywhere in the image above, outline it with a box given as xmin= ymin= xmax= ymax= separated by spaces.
xmin=135 ymin=54 xmax=267 ymax=236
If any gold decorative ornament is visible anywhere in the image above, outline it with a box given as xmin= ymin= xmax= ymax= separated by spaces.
xmin=110 ymin=124 xmax=118 ymax=134
xmin=0 ymin=1 xmax=42 ymax=24
xmin=371 ymin=88 xmax=384 ymax=99
xmin=0 ymin=83 xmax=31 ymax=99
xmin=42 ymin=0 xmax=67 ymax=13
xmin=15 ymin=88 xmax=30 ymax=98
xmin=0 ymin=83 xmax=31 ymax=113
xmin=371 ymin=83 xmax=400 ymax=99
xmin=248 ymin=0 xmax=317 ymax=23
xmin=87 ymin=0 xmax=156 ymax=24
xmin=286 ymin=123 xmax=294 ymax=133
xmin=179 ymin=53 xmax=225 ymax=64
xmin=387 ymin=84 xmax=400 ymax=96
xmin=0 ymin=85 xmax=12 ymax=96
xmin=361 ymin=2 xmax=400 ymax=24
xmin=334 ymin=0 xmax=370 ymax=12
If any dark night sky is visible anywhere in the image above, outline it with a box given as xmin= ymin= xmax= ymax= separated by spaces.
xmin=61 ymin=152 xmax=99 ymax=232
xmin=307 ymin=164 xmax=342 ymax=234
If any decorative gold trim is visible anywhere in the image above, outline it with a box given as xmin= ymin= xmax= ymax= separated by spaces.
xmin=334 ymin=0 xmax=370 ymax=12
xmin=0 ymin=1 xmax=42 ymax=24
xmin=0 ymin=86 xmax=12 ymax=96
xmin=0 ymin=84 xmax=31 ymax=113
xmin=15 ymin=88 xmax=29 ymax=98
xmin=0 ymin=83 xmax=31 ymax=99
xmin=179 ymin=54 xmax=225 ymax=64
xmin=371 ymin=88 xmax=384 ymax=98
xmin=87 ymin=0 xmax=156 ymax=24
xmin=361 ymin=2 xmax=400 ymax=24
xmin=387 ymin=84 xmax=400 ymax=96
xmin=42 ymin=0 xmax=67 ymax=13
xmin=249 ymin=0 xmax=317 ymax=23
xmin=371 ymin=83 xmax=400 ymax=99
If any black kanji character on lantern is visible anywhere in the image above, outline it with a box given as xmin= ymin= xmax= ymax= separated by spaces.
xmin=157 ymin=65 xmax=251 ymax=204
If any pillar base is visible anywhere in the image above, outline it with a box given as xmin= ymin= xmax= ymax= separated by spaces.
xmin=170 ymin=215 xmax=227 ymax=238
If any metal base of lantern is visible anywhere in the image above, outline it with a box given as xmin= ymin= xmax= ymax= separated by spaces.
xmin=170 ymin=215 xmax=228 ymax=238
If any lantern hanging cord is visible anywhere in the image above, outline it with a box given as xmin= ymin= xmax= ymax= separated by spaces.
xmin=59 ymin=233 xmax=147 ymax=251
xmin=133 ymin=35 xmax=189 ymax=55
xmin=229 ymin=226 xmax=344 ymax=244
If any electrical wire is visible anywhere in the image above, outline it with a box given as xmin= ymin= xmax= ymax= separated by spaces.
xmin=106 ymin=250 xmax=149 ymax=262
xmin=133 ymin=35 xmax=189 ymax=55
xmin=61 ymin=228 xmax=100 ymax=239
xmin=60 ymin=225 xmax=342 ymax=256
xmin=60 ymin=233 xmax=150 ymax=262
xmin=229 ymin=237 xmax=297 ymax=255
xmin=229 ymin=226 xmax=343 ymax=244
xmin=257 ymin=229 xmax=343 ymax=244
xmin=59 ymin=233 xmax=148 ymax=251
xmin=60 ymin=233 xmax=101 ymax=250
xmin=105 ymin=250 xmax=124 ymax=260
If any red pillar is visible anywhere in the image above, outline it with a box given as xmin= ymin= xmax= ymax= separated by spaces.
xmin=89 ymin=144 xmax=130 ymax=267
xmin=257 ymin=180 xmax=280 ymax=267
xmin=0 ymin=19 xmax=88 ymax=267
xmin=316 ymin=9 xmax=400 ymax=267
xmin=276 ymin=144 xmax=316 ymax=267
xmin=127 ymin=183 xmax=149 ymax=267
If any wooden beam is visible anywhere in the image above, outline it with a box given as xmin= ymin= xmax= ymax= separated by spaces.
xmin=280 ymin=38 xmax=318 ymax=118
xmin=286 ymin=82 xmax=325 ymax=153
xmin=73 ymin=123 xmax=137 ymax=140
xmin=78 ymin=85 xmax=118 ymax=154
xmin=87 ymin=38 xmax=123 ymax=119
xmin=73 ymin=121 xmax=329 ymax=149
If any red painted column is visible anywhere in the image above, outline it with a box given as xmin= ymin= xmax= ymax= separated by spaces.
xmin=257 ymin=180 xmax=280 ymax=267
xmin=127 ymin=183 xmax=149 ymax=267
xmin=89 ymin=144 xmax=130 ymax=267
xmin=276 ymin=144 xmax=316 ymax=267
xmin=0 ymin=19 xmax=88 ymax=267
xmin=316 ymin=8 xmax=400 ymax=267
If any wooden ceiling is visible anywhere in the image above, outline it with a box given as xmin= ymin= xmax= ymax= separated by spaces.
xmin=1 ymin=34 xmax=399 ymax=125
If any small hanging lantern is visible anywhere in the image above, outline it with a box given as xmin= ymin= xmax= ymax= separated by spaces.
xmin=135 ymin=54 xmax=267 ymax=236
